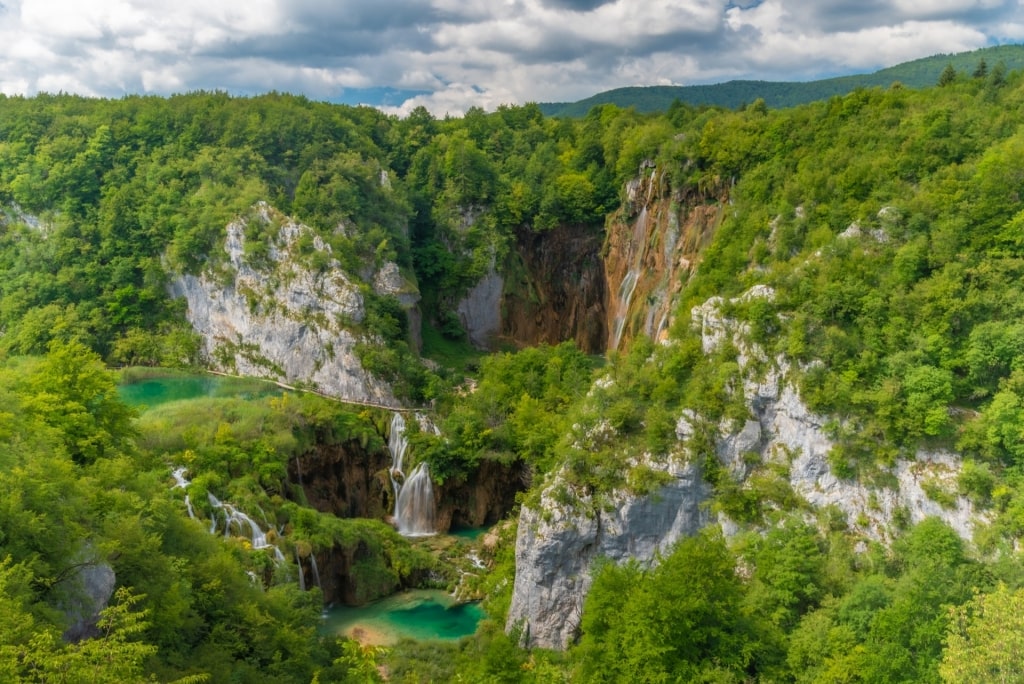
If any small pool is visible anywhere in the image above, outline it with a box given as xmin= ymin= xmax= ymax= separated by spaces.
xmin=321 ymin=589 xmax=484 ymax=645
xmin=447 ymin=526 xmax=490 ymax=541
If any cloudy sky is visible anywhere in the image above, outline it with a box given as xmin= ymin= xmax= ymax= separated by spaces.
xmin=0 ymin=0 xmax=1021 ymax=115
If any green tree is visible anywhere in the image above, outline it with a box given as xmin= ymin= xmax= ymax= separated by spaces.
xmin=573 ymin=531 xmax=761 ymax=683
xmin=16 ymin=340 xmax=137 ymax=464
xmin=938 ymin=64 xmax=958 ymax=86
xmin=941 ymin=584 xmax=1024 ymax=683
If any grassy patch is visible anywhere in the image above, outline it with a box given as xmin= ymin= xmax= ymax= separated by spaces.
xmin=420 ymin=321 xmax=486 ymax=374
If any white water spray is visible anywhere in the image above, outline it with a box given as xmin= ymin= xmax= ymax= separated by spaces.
xmin=171 ymin=466 xmax=286 ymax=562
xmin=387 ymin=413 xmax=438 ymax=536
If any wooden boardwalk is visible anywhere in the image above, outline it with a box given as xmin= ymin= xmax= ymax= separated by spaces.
xmin=206 ymin=369 xmax=429 ymax=413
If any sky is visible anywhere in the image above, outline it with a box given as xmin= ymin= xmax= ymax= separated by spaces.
xmin=0 ymin=0 xmax=1021 ymax=116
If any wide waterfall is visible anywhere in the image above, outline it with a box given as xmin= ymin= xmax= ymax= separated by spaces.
xmin=388 ymin=413 xmax=437 ymax=536
xmin=395 ymin=462 xmax=436 ymax=536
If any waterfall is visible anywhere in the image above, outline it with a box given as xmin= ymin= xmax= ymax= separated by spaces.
xmin=395 ymin=462 xmax=436 ymax=536
xmin=206 ymin=492 xmax=287 ymax=562
xmin=172 ymin=467 xmax=197 ymax=519
xmin=387 ymin=412 xmax=408 ymax=504
xmin=171 ymin=466 xmax=286 ymax=562
xmin=611 ymin=206 xmax=649 ymax=350
xmin=310 ymin=553 xmax=323 ymax=593
xmin=295 ymin=548 xmax=306 ymax=592
xmin=611 ymin=269 xmax=640 ymax=350
xmin=387 ymin=413 xmax=437 ymax=536
xmin=171 ymin=467 xmax=190 ymax=488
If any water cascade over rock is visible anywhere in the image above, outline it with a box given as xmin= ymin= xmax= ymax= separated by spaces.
xmin=206 ymin=492 xmax=286 ymax=561
xmin=603 ymin=164 xmax=726 ymax=349
xmin=172 ymin=466 xmax=285 ymax=562
xmin=388 ymin=413 xmax=438 ymax=536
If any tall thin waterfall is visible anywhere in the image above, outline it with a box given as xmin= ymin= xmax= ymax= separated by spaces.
xmin=295 ymin=548 xmax=306 ymax=592
xmin=611 ymin=206 xmax=648 ymax=350
xmin=388 ymin=413 xmax=409 ymax=504
xmin=309 ymin=553 xmax=323 ymax=593
xmin=388 ymin=413 xmax=437 ymax=536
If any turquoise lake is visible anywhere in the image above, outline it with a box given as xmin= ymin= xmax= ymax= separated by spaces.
xmin=321 ymin=590 xmax=484 ymax=645
xmin=118 ymin=374 xmax=281 ymax=409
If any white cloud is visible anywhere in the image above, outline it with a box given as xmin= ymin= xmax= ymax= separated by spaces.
xmin=0 ymin=0 xmax=1016 ymax=113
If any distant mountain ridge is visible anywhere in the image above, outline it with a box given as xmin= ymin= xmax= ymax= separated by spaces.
xmin=539 ymin=44 xmax=1024 ymax=116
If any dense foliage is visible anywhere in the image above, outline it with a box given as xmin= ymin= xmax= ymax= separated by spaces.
xmin=4 ymin=49 xmax=1024 ymax=682
xmin=0 ymin=346 xmax=440 ymax=682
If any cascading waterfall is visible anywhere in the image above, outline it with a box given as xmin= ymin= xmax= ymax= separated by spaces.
xmin=171 ymin=466 xmax=285 ymax=562
xmin=387 ymin=413 xmax=438 ymax=536
xmin=207 ymin=492 xmax=286 ymax=562
xmin=172 ymin=466 xmax=196 ymax=519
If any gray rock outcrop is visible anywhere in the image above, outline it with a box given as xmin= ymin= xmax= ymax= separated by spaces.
xmin=507 ymin=286 xmax=986 ymax=649
xmin=170 ymin=203 xmax=401 ymax=406
xmin=506 ymin=457 xmax=710 ymax=649
xmin=60 ymin=559 xmax=116 ymax=642
xmin=457 ymin=268 xmax=503 ymax=349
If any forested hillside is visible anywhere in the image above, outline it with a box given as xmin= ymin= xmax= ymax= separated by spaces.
xmin=1 ymin=56 xmax=1024 ymax=682
xmin=541 ymin=43 xmax=1024 ymax=115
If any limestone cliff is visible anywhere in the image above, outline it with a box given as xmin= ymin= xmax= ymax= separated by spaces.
xmin=170 ymin=202 xmax=416 ymax=406
xmin=507 ymin=286 xmax=987 ymax=649
xmin=506 ymin=458 xmax=710 ymax=649
xmin=692 ymin=287 xmax=981 ymax=543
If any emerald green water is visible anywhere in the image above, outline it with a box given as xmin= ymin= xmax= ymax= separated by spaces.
xmin=321 ymin=590 xmax=484 ymax=645
xmin=447 ymin=526 xmax=489 ymax=541
xmin=118 ymin=374 xmax=280 ymax=409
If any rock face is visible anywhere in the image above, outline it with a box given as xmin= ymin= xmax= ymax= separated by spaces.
xmin=289 ymin=441 xmax=391 ymax=521
xmin=457 ymin=268 xmax=504 ymax=349
xmin=438 ymin=459 xmax=528 ymax=532
xmin=506 ymin=458 xmax=711 ymax=649
xmin=502 ymin=224 xmax=608 ymax=354
xmin=374 ymin=260 xmax=424 ymax=353
xmin=507 ymin=286 xmax=986 ymax=649
xmin=316 ymin=541 xmax=404 ymax=606
xmin=456 ymin=223 xmax=608 ymax=353
xmin=288 ymin=437 xmax=413 ymax=606
xmin=170 ymin=203 xmax=407 ymax=406
xmin=604 ymin=165 xmax=727 ymax=350
xmin=60 ymin=559 xmax=116 ymax=642
xmin=700 ymin=286 xmax=982 ymax=543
